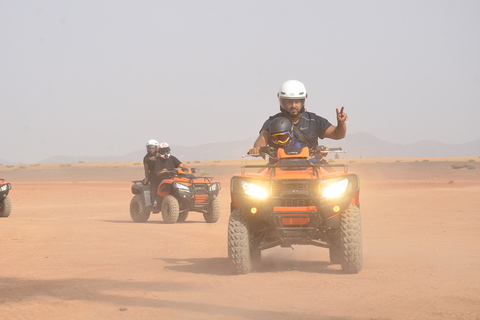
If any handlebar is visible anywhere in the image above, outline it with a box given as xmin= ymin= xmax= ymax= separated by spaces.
xmin=244 ymin=146 xmax=345 ymax=159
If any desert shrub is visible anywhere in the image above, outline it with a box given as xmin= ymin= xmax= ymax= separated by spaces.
xmin=423 ymin=159 xmax=429 ymax=162
xmin=395 ymin=160 xmax=402 ymax=163
xmin=468 ymin=159 xmax=475 ymax=162
xmin=6 ymin=165 xmax=14 ymax=168
xmin=201 ymin=172 xmax=210 ymax=176
xmin=449 ymin=180 xmax=454 ymax=184
xmin=348 ymin=160 xmax=356 ymax=164
xmin=19 ymin=166 xmax=27 ymax=169
xmin=451 ymin=164 xmax=475 ymax=169
xmin=133 ymin=162 xmax=141 ymax=165
xmin=78 ymin=161 xmax=85 ymax=163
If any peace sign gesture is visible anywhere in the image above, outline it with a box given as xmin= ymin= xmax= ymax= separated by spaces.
xmin=336 ymin=106 xmax=348 ymax=124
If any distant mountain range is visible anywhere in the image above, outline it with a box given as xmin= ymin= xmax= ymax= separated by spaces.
xmin=1 ymin=132 xmax=479 ymax=165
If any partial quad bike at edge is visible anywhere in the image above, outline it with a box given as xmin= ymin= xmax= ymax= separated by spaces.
xmin=228 ymin=146 xmax=362 ymax=274
xmin=129 ymin=167 xmax=221 ymax=224
xmin=0 ymin=178 xmax=12 ymax=218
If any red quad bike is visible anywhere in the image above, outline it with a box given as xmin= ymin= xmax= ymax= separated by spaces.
xmin=0 ymin=178 xmax=12 ymax=218
xmin=228 ymin=146 xmax=362 ymax=274
xmin=130 ymin=168 xmax=221 ymax=224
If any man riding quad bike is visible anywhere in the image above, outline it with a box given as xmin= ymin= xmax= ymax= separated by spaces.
xmin=0 ymin=179 xmax=12 ymax=218
xmin=228 ymin=146 xmax=362 ymax=274
xmin=129 ymin=167 xmax=221 ymax=224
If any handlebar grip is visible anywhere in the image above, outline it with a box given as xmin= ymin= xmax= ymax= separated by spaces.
xmin=326 ymin=147 xmax=343 ymax=151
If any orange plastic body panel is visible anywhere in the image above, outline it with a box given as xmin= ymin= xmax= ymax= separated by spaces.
xmin=281 ymin=217 xmax=310 ymax=225
xmin=277 ymin=147 xmax=309 ymax=158
xmin=274 ymin=206 xmax=317 ymax=226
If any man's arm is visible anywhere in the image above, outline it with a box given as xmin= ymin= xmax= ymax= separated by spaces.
xmin=143 ymin=163 xmax=149 ymax=183
xmin=248 ymin=130 xmax=270 ymax=155
xmin=323 ymin=107 xmax=348 ymax=140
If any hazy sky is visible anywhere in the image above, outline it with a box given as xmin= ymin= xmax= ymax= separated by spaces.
xmin=1 ymin=0 xmax=479 ymax=163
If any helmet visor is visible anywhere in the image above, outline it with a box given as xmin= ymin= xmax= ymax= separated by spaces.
xmin=158 ymin=147 xmax=171 ymax=155
xmin=270 ymin=132 xmax=291 ymax=146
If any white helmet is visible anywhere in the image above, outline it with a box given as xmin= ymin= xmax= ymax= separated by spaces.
xmin=277 ymin=80 xmax=308 ymax=99
xmin=146 ymin=139 xmax=159 ymax=147
xmin=157 ymin=142 xmax=171 ymax=159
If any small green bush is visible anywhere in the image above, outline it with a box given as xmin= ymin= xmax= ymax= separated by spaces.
xmin=451 ymin=164 xmax=475 ymax=170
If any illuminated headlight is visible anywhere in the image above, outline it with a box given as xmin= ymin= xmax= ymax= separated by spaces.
xmin=0 ymin=185 xmax=7 ymax=192
xmin=174 ymin=183 xmax=190 ymax=191
xmin=210 ymin=183 xmax=218 ymax=191
xmin=241 ymin=181 xmax=268 ymax=199
xmin=322 ymin=179 xmax=349 ymax=198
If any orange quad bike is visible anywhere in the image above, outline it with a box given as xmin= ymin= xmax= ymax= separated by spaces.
xmin=0 ymin=178 xmax=12 ymax=218
xmin=130 ymin=168 xmax=221 ymax=224
xmin=228 ymin=146 xmax=362 ymax=274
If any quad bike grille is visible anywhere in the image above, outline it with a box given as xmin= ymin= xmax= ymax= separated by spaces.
xmin=278 ymin=198 xmax=315 ymax=207
xmin=272 ymin=180 xmax=319 ymax=208
xmin=271 ymin=180 xmax=320 ymax=226
xmin=272 ymin=181 xmax=319 ymax=196
xmin=193 ymin=184 xmax=209 ymax=195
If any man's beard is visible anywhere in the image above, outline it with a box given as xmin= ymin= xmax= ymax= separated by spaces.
xmin=280 ymin=105 xmax=305 ymax=118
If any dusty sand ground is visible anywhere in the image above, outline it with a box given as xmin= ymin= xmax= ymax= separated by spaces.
xmin=1 ymin=158 xmax=480 ymax=319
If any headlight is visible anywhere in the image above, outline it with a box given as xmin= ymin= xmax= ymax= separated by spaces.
xmin=0 ymin=185 xmax=7 ymax=192
xmin=241 ymin=181 xmax=268 ymax=199
xmin=209 ymin=183 xmax=221 ymax=191
xmin=174 ymin=182 xmax=190 ymax=191
xmin=322 ymin=179 xmax=349 ymax=198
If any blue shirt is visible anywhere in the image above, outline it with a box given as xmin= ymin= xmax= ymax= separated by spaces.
xmin=260 ymin=111 xmax=333 ymax=147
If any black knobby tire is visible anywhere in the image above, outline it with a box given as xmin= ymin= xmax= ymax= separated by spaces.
xmin=177 ymin=211 xmax=189 ymax=222
xmin=0 ymin=196 xmax=12 ymax=218
xmin=329 ymin=246 xmax=342 ymax=265
xmin=162 ymin=195 xmax=179 ymax=224
xmin=339 ymin=204 xmax=363 ymax=273
xmin=251 ymin=248 xmax=261 ymax=269
xmin=203 ymin=197 xmax=220 ymax=223
xmin=227 ymin=208 xmax=252 ymax=274
xmin=328 ymin=228 xmax=342 ymax=264
xmin=129 ymin=194 xmax=150 ymax=222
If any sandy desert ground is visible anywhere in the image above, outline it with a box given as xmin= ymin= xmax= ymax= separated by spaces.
xmin=1 ymin=157 xmax=480 ymax=320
